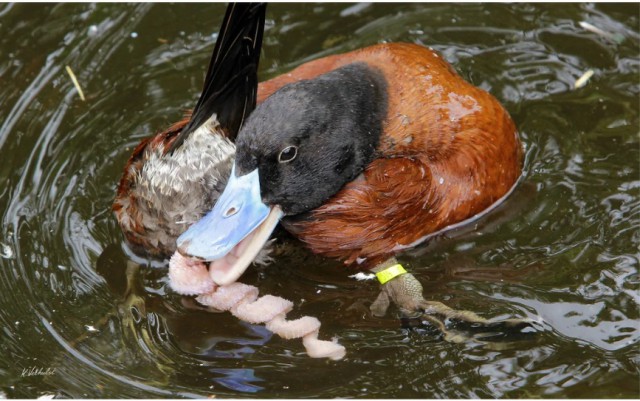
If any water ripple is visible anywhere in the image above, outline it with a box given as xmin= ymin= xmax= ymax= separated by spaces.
xmin=0 ymin=2 xmax=638 ymax=398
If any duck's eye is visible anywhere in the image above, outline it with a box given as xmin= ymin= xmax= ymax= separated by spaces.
xmin=278 ymin=145 xmax=298 ymax=163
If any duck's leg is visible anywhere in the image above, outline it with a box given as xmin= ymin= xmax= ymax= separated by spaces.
xmin=68 ymin=260 xmax=145 ymax=348
xmin=370 ymin=258 xmax=535 ymax=341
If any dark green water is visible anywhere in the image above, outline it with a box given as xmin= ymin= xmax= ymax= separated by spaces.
xmin=0 ymin=2 xmax=638 ymax=398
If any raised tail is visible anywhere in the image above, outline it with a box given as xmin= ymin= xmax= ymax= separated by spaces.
xmin=167 ymin=3 xmax=266 ymax=153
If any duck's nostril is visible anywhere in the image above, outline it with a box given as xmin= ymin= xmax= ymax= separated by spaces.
xmin=177 ymin=240 xmax=191 ymax=256
xmin=224 ymin=206 xmax=238 ymax=217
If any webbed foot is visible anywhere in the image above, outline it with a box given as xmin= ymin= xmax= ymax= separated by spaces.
xmin=370 ymin=259 xmax=538 ymax=344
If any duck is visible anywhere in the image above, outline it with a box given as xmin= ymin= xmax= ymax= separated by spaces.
xmin=116 ymin=2 xmax=524 ymax=324
xmin=175 ymin=4 xmax=523 ymax=319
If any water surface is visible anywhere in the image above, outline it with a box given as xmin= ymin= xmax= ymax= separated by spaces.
xmin=0 ymin=3 xmax=638 ymax=398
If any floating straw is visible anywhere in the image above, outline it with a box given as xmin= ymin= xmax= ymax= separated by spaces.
xmin=574 ymin=69 xmax=595 ymax=89
xmin=579 ymin=21 xmax=625 ymax=44
xmin=65 ymin=66 xmax=86 ymax=101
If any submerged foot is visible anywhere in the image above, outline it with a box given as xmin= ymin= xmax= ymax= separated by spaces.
xmin=370 ymin=259 xmax=539 ymax=344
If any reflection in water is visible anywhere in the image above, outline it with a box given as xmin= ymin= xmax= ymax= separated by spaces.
xmin=210 ymin=368 xmax=264 ymax=393
xmin=0 ymin=2 xmax=638 ymax=398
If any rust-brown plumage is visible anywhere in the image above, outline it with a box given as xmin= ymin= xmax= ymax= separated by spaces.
xmin=270 ymin=43 xmax=522 ymax=267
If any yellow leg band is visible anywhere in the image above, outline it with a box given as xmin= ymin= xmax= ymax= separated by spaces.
xmin=375 ymin=264 xmax=407 ymax=284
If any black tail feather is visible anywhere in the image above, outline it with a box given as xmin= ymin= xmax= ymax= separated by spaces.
xmin=167 ymin=3 xmax=266 ymax=153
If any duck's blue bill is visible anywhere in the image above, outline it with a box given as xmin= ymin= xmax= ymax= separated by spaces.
xmin=177 ymin=165 xmax=269 ymax=261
